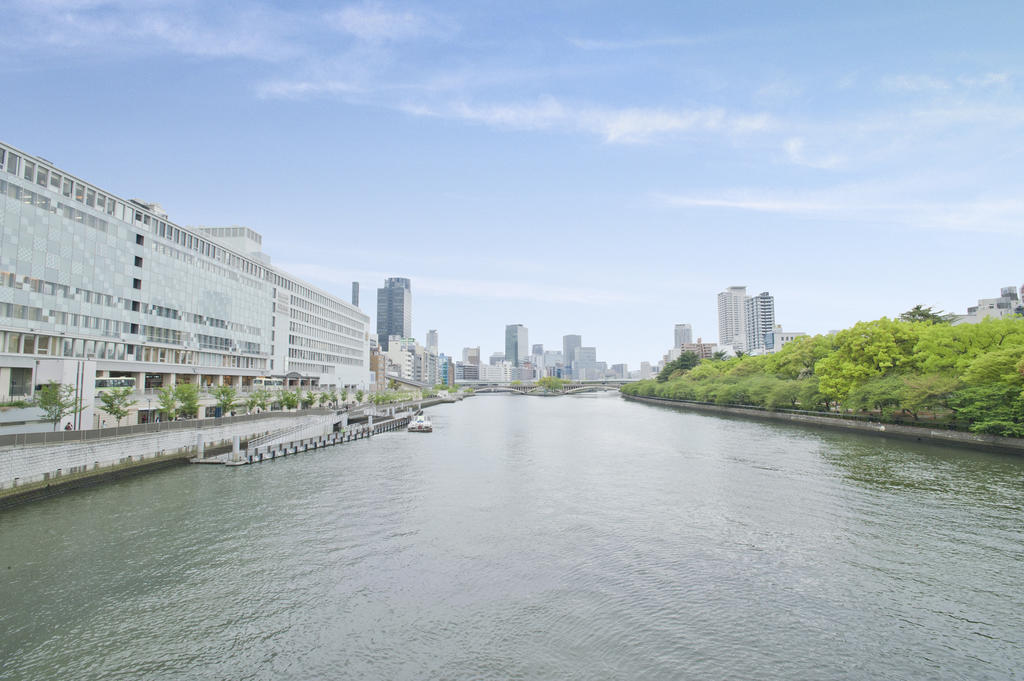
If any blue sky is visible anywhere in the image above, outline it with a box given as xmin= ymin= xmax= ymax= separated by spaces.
xmin=3 ymin=1 xmax=1022 ymax=367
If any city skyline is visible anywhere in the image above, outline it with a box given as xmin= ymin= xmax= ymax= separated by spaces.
xmin=2 ymin=2 xmax=1022 ymax=367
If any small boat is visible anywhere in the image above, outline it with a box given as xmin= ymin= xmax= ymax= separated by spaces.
xmin=408 ymin=410 xmax=432 ymax=433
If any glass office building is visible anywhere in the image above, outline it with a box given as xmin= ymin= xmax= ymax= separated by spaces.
xmin=0 ymin=141 xmax=369 ymax=421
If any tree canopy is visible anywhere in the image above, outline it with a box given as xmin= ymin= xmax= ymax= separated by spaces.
xmin=622 ymin=316 xmax=1024 ymax=437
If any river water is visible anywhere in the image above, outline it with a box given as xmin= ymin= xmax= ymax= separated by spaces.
xmin=1 ymin=394 xmax=1022 ymax=680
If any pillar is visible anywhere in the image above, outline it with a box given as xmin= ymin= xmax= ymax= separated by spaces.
xmin=232 ymin=435 xmax=240 ymax=463
xmin=195 ymin=433 xmax=204 ymax=459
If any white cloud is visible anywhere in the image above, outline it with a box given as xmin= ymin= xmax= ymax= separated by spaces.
xmin=783 ymin=137 xmax=844 ymax=169
xmin=880 ymin=74 xmax=951 ymax=92
xmin=569 ymin=35 xmax=705 ymax=50
xmin=326 ymin=4 xmax=451 ymax=42
xmin=405 ymin=97 xmax=772 ymax=144
xmin=257 ymin=79 xmax=362 ymax=99
xmin=658 ymin=186 xmax=1024 ymax=234
xmin=957 ymin=72 xmax=1011 ymax=88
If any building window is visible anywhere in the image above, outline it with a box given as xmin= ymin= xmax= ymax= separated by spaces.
xmin=136 ymin=234 xmax=144 ymax=245
xmin=132 ymin=278 xmax=142 ymax=290
xmin=134 ymin=256 xmax=143 ymax=267
xmin=131 ymin=300 xmax=141 ymax=312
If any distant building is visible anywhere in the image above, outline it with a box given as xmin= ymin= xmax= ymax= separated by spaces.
xmin=562 ymin=334 xmax=582 ymax=377
xmin=426 ymin=329 xmax=438 ymax=355
xmin=681 ymin=338 xmax=719 ymax=360
xmin=674 ymin=324 xmax=693 ymax=348
xmin=745 ymin=291 xmax=776 ymax=352
xmin=955 ymin=286 xmax=1024 ymax=325
xmin=640 ymin=361 xmax=653 ymax=379
xmin=505 ymin=324 xmax=528 ymax=366
xmin=532 ymin=344 xmax=544 ymax=355
xmin=611 ymin=363 xmax=628 ymax=379
xmin=489 ymin=352 xmax=505 ymax=365
xmin=462 ymin=346 xmax=480 ymax=365
xmin=762 ymin=326 xmax=806 ymax=354
xmin=718 ymin=286 xmax=748 ymax=351
xmin=377 ymin=277 xmax=411 ymax=351
xmin=351 ymin=281 xmax=359 ymax=307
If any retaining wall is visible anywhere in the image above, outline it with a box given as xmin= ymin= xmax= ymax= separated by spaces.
xmin=621 ymin=394 xmax=1024 ymax=455
xmin=0 ymin=414 xmax=333 ymax=493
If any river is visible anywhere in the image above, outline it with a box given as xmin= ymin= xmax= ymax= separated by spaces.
xmin=1 ymin=394 xmax=1022 ymax=680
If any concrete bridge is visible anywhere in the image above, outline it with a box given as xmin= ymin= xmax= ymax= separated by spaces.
xmin=470 ymin=380 xmax=631 ymax=396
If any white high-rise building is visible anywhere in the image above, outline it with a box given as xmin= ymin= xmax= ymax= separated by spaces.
xmin=744 ymin=292 xmax=775 ymax=352
xmin=717 ymin=286 xmax=748 ymax=352
xmin=674 ymin=323 xmax=693 ymax=348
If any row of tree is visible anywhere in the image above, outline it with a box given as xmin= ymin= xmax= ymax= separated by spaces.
xmin=31 ymin=383 xmax=369 ymax=430
xmin=622 ymin=312 xmax=1024 ymax=436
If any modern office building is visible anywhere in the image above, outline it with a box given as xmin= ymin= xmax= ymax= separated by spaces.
xmin=532 ymin=344 xmax=543 ymax=355
xmin=351 ymin=282 xmax=359 ymax=307
xmin=505 ymin=324 xmax=528 ymax=366
xmin=717 ymin=286 xmax=748 ymax=352
xmin=674 ymin=323 xmax=693 ymax=348
xmin=0 ymin=142 xmax=370 ymax=420
xmin=489 ymin=352 xmax=505 ymax=365
xmin=462 ymin=346 xmax=480 ymax=365
xmin=562 ymin=334 xmax=581 ymax=377
xmin=426 ymin=329 xmax=438 ymax=354
xmin=744 ymin=291 xmax=776 ymax=352
xmin=376 ymin=277 xmax=411 ymax=351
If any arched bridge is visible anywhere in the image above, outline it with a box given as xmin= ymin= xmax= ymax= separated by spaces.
xmin=470 ymin=380 xmax=631 ymax=395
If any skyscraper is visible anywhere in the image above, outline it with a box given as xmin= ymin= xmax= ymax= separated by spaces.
xmin=376 ymin=277 xmax=411 ymax=351
xmin=426 ymin=329 xmax=438 ymax=355
xmin=674 ymin=324 xmax=692 ymax=348
xmin=505 ymin=324 xmax=528 ymax=366
xmin=462 ymin=347 xmax=480 ymax=365
xmin=563 ymin=334 xmax=582 ymax=378
xmin=532 ymin=344 xmax=544 ymax=355
xmin=717 ymin=286 xmax=748 ymax=352
xmin=744 ymin=292 xmax=775 ymax=352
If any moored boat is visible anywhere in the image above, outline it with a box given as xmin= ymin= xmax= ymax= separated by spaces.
xmin=408 ymin=410 xmax=432 ymax=433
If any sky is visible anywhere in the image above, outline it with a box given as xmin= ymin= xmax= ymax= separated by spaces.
xmin=2 ymin=0 xmax=1023 ymax=368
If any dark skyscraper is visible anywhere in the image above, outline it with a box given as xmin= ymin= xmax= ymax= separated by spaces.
xmin=377 ymin=277 xmax=411 ymax=351
xmin=351 ymin=281 xmax=359 ymax=307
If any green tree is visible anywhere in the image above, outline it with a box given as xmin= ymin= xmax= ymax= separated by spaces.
xmin=300 ymin=390 xmax=316 ymax=409
xmin=711 ymin=350 xmax=729 ymax=361
xmin=279 ymin=389 xmax=299 ymax=410
xmin=97 ymin=386 xmax=136 ymax=426
xmin=656 ymin=351 xmax=700 ymax=382
xmin=949 ymin=384 xmax=1024 ymax=436
xmin=355 ymin=389 xmax=364 ymax=403
xmin=157 ymin=386 xmax=179 ymax=420
xmin=843 ymin=375 xmax=905 ymax=419
xmin=815 ymin=318 xmax=921 ymax=403
xmin=245 ymin=389 xmax=270 ymax=414
xmin=175 ymin=383 xmax=200 ymax=418
xmin=961 ymin=347 xmax=1024 ymax=386
xmin=538 ymin=376 xmax=568 ymax=391
xmin=340 ymin=389 xmax=349 ymax=404
xmin=899 ymin=304 xmax=957 ymax=324
xmin=34 ymin=381 xmax=83 ymax=430
xmin=899 ymin=373 xmax=960 ymax=419
xmin=211 ymin=385 xmax=238 ymax=416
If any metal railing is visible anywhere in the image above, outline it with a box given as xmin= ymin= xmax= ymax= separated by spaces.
xmin=0 ymin=408 xmax=337 ymax=449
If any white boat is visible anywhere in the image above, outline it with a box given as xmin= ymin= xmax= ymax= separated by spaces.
xmin=408 ymin=411 xmax=432 ymax=433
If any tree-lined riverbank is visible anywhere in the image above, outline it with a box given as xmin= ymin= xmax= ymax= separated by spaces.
xmin=623 ymin=316 xmax=1024 ymax=436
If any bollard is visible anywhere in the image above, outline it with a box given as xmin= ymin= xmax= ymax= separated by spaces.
xmin=232 ymin=435 xmax=241 ymax=463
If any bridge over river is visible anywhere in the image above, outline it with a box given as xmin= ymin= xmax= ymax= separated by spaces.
xmin=467 ymin=380 xmax=632 ymax=395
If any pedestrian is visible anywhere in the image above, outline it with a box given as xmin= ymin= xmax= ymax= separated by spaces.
xmin=64 ymin=422 xmax=72 ymax=431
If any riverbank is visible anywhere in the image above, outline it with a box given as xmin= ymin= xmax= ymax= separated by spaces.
xmin=0 ymin=396 xmax=461 ymax=508
xmin=621 ymin=393 xmax=1024 ymax=455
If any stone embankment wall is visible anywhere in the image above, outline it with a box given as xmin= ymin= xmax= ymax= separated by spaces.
xmin=621 ymin=394 xmax=1024 ymax=455
xmin=0 ymin=414 xmax=328 ymax=493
